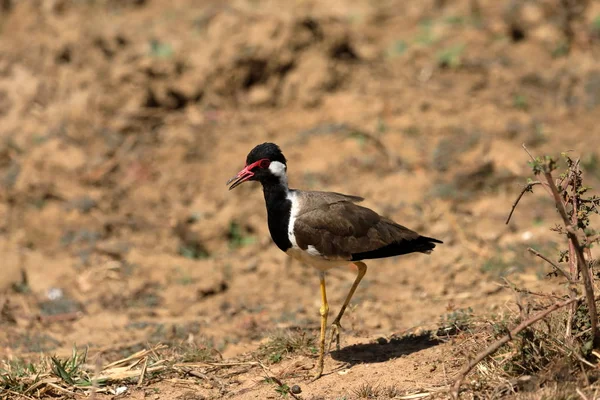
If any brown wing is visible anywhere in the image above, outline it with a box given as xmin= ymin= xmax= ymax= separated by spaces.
xmin=293 ymin=197 xmax=421 ymax=260
xmin=301 ymin=190 xmax=364 ymax=204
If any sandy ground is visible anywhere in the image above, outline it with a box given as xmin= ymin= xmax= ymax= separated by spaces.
xmin=1 ymin=0 xmax=600 ymax=398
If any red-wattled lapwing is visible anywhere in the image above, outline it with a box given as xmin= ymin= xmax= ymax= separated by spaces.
xmin=227 ymin=143 xmax=442 ymax=379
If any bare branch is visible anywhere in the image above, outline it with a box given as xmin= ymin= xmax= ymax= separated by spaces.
xmin=522 ymin=143 xmax=536 ymax=161
xmin=498 ymin=284 xmax=567 ymax=301
xmin=567 ymin=160 xmax=581 ymax=280
xmin=566 ymin=161 xmax=581 ymax=337
xmin=505 ymin=181 xmax=543 ymax=224
xmin=451 ymin=296 xmax=581 ymax=399
xmin=527 ymin=247 xmax=572 ymax=282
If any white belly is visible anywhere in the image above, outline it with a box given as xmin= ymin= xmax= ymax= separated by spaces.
xmin=286 ymin=247 xmax=348 ymax=271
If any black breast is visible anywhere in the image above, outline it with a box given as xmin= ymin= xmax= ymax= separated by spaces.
xmin=264 ymin=188 xmax=293 ymax=252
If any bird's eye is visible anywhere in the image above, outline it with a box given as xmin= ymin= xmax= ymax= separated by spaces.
xmin=259 ymin=159 xmax=271 ymax=169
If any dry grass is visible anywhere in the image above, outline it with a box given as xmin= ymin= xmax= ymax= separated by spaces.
xmin=1 ymin=341 xmax=239 ymax=399
xmin=1 ymin=344 xmax=168 ymax=398
xmin=352 ymin=382 xmax=381 ymax=398
xmin=257 ymin=329 xmax=317 ymax=364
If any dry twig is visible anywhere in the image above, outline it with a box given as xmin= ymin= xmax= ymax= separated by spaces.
xmin=499 ymin=283 xmax=566 ymax=301
xmin=137 ymin=357 xmax=148 ymax=386
xmin=505 ymin=181 xmax=543 ymax=224
xmin=527 ymin=247 xmax=572 ymax=282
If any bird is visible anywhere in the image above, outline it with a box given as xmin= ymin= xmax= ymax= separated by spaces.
xmin=226 ymin=142 xmax=442 ymax=380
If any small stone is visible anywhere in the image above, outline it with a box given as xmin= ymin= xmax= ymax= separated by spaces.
xmin=291 ymin=385 xmax=302 ymax=394
xmin=376 ymin=337 xmax=388 ymax=345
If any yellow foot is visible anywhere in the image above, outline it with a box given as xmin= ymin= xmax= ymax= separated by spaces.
xmin=310 ymin=370 xmax=323 ymax=382
xmin=310 ymin=360 xmax=324 ymax=382
xmin=328 ymin=320 xmax=343 ymax=352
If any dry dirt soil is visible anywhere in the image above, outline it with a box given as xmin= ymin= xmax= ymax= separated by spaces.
xmin=2 ymin=0 xmax=600 ymax=399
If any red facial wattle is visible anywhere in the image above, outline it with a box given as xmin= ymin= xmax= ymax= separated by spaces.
xmin=226 ymin=158 xmax=270 ymax=190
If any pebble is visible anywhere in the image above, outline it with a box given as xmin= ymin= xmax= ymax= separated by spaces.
xmin=291 ymin=385 xmax=302 ymax=394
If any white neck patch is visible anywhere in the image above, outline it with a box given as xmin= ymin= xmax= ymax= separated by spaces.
xmin=268 ymin=161 xmax=288 ymax=185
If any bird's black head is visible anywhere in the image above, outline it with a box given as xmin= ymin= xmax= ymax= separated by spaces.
xmin=245 ymin=142 xmax=287 ymax=166
xmin=227 ymin=143 xmax=288 ymax=190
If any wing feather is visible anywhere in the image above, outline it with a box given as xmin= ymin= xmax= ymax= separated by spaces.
xmin=293 ymin=194 xmax=422 ymax=260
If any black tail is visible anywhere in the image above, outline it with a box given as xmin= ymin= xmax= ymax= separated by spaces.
xmin=351 ymin=235 xmax=443 ymax=261
xmin=416 ymin=235 xmax=443 ymax=254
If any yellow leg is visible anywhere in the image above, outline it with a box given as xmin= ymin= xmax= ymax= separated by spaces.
xmin=329 ymin=261 xmax=367 ymax=352
xmin=313 ymin=271 xmax=329 ymax=380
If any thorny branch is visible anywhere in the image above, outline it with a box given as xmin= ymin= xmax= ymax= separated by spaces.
xmin=565 ymin=159 xmax=581 ymax=337
xmin=505 ymin=146 xmax=598 ymax=346
xmin=544 ymin=170 xmax=599 ymax=346
xmin=456 ymin=146 xmax=600 ymax=397
xmin=451 ymin=296 xmax=581 ymax=399
xmin=527 ymin=247 xmax=572 ymax=282
xmin=505 ymin=181 xmax=543 ymax=225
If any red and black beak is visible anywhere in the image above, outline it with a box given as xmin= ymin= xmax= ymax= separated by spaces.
xmin=226 ymin=164 xmax=255 ymax=190
xmin=227 ymin=159 xmax=270 ymax=190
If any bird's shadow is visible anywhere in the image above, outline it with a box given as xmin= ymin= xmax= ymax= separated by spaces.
xmin=330 ymin=331 xmax=441 ymax=365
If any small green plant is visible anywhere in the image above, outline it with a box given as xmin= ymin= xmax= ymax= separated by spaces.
xmin=50 ymin=346 xmax=90 ymax=386
xmin=513 ymin=94 xmax=528 ymax=110
xmin=592 ymin=15 xmax=600 ymax=33
xmin=415 ymin=18 xmax=437 ymax=46
xmin=258 ymin=330 xmax=316 ymax=364
xmin=438 ymin=307 xmax=474 ymax=336
xmin=149 ymin=39 xmax=174 ymax=58
xmin=1 ymin=359 xmax=41 ymax=393
xmin=227 ymin=221 xmax=256 ymax=249
xmin=269 ymin=352 xmax=283 ymax=364
xmin=444 ymin=15 xmax=465 ymax=26
xmin=386 ymin=40 xmax=408 ymax=57
xmin=264 ymin=377 xmax=297 ymax=398
xmin=349 ymin=130 xmax=368 ymax=147
xmin=275 ymin=381 xmax=290 ymax=397
xmin=436 ymin=44 xmax=465 ymax=68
